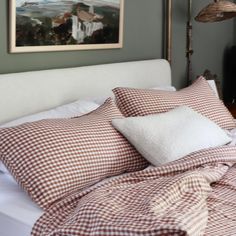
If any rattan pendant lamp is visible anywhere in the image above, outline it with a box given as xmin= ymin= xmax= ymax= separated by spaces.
xmin=193 ymin=0 xmax=236 ymax=98
xmin=195 ymin=0 xmax=236 ymax=22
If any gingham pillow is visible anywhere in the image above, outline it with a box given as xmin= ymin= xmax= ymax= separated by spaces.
xmin=0 ymin=99 xmax=147 ymax=210
xmin=113 ymin=77 xmax=235 ymax=130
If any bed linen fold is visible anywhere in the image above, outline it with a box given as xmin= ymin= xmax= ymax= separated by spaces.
xmin=32 ymin=146 xmax=236 ymax=236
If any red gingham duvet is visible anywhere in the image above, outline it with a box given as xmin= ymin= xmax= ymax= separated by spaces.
xmin=32 ymin=146 xmax=236 ymax=236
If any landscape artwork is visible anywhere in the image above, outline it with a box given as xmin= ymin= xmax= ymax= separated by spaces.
xmin=10 ymin=0 xmax=124 ymax=52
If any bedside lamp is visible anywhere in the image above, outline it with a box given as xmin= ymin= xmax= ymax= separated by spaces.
xmin=195 ymin=0 xmax=236 ymax=22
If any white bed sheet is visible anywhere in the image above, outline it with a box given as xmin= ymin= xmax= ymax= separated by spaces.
xmin=0 ymin=173 xmax=43 ymax=236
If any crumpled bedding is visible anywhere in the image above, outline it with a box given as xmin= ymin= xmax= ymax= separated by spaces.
xmin=32 ymin=143 xmax=236 ymax=236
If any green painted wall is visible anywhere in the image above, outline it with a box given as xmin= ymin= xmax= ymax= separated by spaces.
xmin=0 ymin=0 xmax=235 ymax=89
xmin=0 ymin=0 xmax=163 ymax=73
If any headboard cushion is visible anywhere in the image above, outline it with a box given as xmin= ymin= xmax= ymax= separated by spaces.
xmin=0 ymin=59 xmax=171 ymax=124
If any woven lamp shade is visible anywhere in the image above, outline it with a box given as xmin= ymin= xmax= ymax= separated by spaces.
xmin=195 ymin=0 xmax=236 ymax=22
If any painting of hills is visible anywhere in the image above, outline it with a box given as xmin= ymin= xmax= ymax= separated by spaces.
xmin=11 ymin=0 xmax=123 ymax=52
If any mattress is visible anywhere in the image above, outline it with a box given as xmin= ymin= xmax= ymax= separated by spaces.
xmin=0 ymin=173 xmax=43 ymax=236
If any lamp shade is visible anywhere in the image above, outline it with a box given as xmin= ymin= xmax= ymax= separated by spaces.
xmin=195 ymin=0 xmax=236 ymax=22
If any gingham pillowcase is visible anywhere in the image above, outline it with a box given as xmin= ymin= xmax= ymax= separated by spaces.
xmin=0 ymin=98 xmax=147 ymax=210
xmin=113 ymin=77 xmax=236 ymax=130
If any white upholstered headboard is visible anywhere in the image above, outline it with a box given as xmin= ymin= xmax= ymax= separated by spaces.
xmin=0 ymin=59 xmax=171 ymax=124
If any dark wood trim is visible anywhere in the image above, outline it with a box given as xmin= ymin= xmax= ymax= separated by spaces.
xmin=166 ymin=0 xmax=172 ymax=64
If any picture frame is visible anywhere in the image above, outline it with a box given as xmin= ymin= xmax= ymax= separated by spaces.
xmin=9 ymin=0 xmax=124 ymax=53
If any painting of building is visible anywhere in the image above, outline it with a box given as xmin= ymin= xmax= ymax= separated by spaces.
xmin=10 ymin=0 xmax=124 ymax=52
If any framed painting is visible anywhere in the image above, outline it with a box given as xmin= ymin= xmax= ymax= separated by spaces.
xmin=9 ymin=0 xmax=124 ymax=53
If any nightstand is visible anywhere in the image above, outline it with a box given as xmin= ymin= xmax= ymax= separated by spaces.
xmin=225 ymin=103 xmax=236 ymax=118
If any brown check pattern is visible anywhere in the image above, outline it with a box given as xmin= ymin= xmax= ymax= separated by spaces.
xmin=113 ymin=77 xmax=236 ymax=130
xmin=0 ymin=98 xmax=147 ymax=210
xmin=32 ymin=146 xmax=236 ymax=236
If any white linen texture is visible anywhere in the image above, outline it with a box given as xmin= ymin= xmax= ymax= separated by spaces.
xmin=112 ymin=106 xmax=232 ymax=166
xmin=0 ymin=100 xmax=99 ymax=128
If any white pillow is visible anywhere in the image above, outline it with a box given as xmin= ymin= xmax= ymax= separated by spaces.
xmin=0 ymin=100 xmax=99 ymax=174
xmin=1 ymin=100 xmax=99 ymax=128
xmin=86 ymin=86 xmax=176 ymax=105
xmin=207 ymin=80 xmax=219 ymax=98
xmin=151 ymin=85 xmax=176 ymax=92
xmin=0 ymin=163 xmax=8 ymax=174
xmin=112 ymin=106 xmax=232 ymax=166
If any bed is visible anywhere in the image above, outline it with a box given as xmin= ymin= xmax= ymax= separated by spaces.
xmin=0 ymin=59 xmax=171 ymax=236
xmin=0 ymin=59 xmax=236 ymax=236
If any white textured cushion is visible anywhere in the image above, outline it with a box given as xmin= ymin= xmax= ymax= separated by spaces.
xmin=112 ymin=106 xmax=232 ymax=166
xmin=0 ymin=100 xmax=99 ymax=174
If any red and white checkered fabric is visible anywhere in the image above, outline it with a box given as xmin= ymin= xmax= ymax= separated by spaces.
xmin=0 ymin=98 xmax=147 ymax=210
xmin=32 ymin=146 xmax=236 ymax=236
xmin=113 ymin=77 xmax=235 ymax=130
